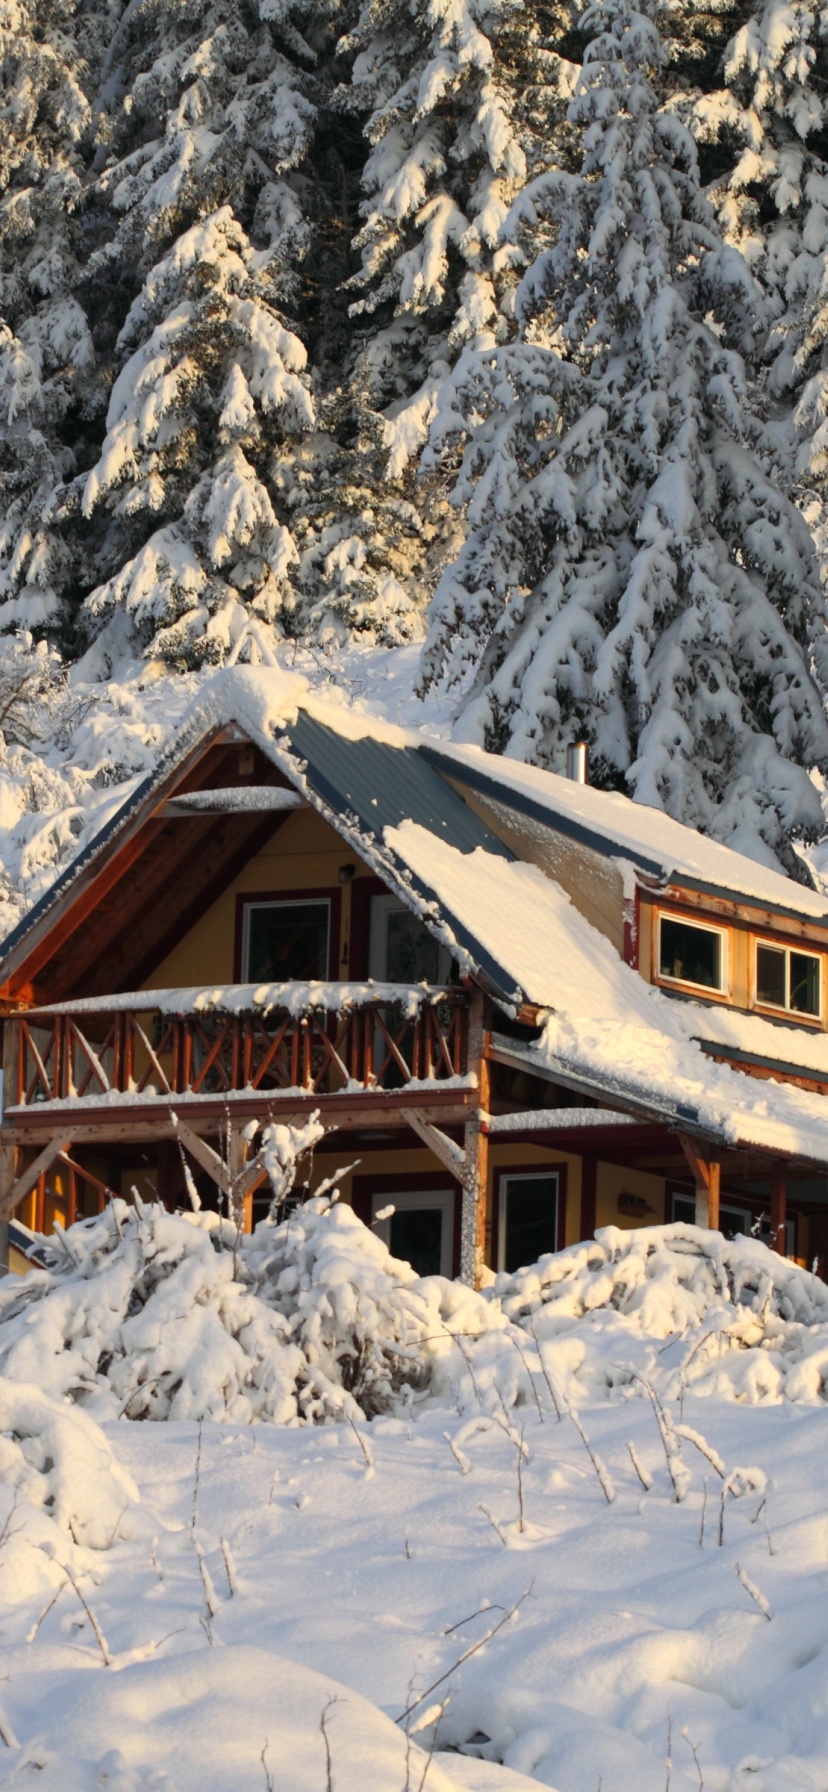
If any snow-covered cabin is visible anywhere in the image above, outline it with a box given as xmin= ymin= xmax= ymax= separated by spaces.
xmin=2 ymin=666 xmax=828 ymax=1281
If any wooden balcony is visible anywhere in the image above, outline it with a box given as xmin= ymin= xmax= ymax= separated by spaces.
xmin=3 ymin=983 xmax=476 ymax=1141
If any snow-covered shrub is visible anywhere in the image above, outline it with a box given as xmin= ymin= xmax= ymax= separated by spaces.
xmin=0 ymin=1381 xmax=138 ymax=1549
xmin=0 ymin=1196 xmax=494 ymax=1424
xmin=497 ymin=1223 xmax=828 ymax=1407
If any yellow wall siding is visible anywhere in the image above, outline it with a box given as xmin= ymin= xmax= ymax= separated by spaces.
xmin=144 ymin=808 xmax=372 ymax=991
xmin=595 ymin=1160 xmax=666 ymax=1230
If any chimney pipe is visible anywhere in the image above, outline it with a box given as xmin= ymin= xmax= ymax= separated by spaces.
xmin=566 ymin=742 xmax=589 ymax=785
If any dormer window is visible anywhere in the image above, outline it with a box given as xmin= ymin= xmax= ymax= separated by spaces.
xmin=657 ymin=915 xmax=726 ymax=994
xmin=755 ymin=941 xmax=821 ymax=1018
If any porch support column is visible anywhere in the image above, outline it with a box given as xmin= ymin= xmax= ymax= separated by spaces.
xmin=461 ymin=991 xmax=491 ymax=1288
xmin=678 ymin=1133 xmax=720 ymax=1229
xmin=0 ymin=1017 xmax=20 ymax=1272
xmin=770 ymin=1166 xmax=787 ymax=1256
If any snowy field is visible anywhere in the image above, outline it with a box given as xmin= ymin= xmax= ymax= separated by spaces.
xmin=2 ymin=1209 xmax=828 ymax=1791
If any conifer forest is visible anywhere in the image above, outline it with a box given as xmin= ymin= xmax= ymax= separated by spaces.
xmin=5 ymin=0 xmax=828 ymax=866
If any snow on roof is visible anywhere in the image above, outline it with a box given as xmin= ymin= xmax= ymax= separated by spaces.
xmin=384 ymin=820 xmax=828 ymax=1164
xmin=419 ymin=739 xmax=828 ymax=923
xmin=5 ymin=665 xmax=828 ymax=1164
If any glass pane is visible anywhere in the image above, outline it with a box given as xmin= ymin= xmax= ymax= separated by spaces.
xmin=790 ymin=952 xmax=821 ymax=1016
xmin=756 ymin=944 xmax=786 ymax=1008
xmin=246 ymin=903 xmax=329 ymax=982
xmin=386 ymin=909 xmax=443 ymax=984
xmin=672 ymin=1196 xmax=696 ymax=1226
xmin=389 ymin=1207 xmax=444 ymax=1277
xmin=659 ymin=918 xmax=722 ymax=990
xmin=504 ymin=1175 xmax=558 ymax=1274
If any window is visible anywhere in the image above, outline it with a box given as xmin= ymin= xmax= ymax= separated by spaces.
xmin=657 ymin=915 xmax=725 ymax=993
xmin=671 ymin=1192 xmax=794 ymax=1254
xmin=369 ymin=893 xmax=451 ymax=985
xmin=242 ymin=899 xmax=330 ymax=983
xmin=755 ymin=941 xmax=821 ymax=1018
xmin=372 ymin=1188 xmax=455 ymax=1278
xmin=498 ymin=1171 xmax=560 ymax=1274
xmin=672 ymin=1192 xmax=751 ymax=1240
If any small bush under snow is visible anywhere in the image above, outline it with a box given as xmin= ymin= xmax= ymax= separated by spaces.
xmin=6 ymin=1208 xmax=828 ymax=1432
xmin=0 ymin=1196 xmax=493 ymax=1425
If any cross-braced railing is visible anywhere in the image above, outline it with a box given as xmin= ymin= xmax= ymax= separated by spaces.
xmin=11 ymin=984 xmax=471 ymax=1107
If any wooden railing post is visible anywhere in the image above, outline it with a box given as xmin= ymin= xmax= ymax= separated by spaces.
xmin=461 ymin=990 xmax=491 ymax=1287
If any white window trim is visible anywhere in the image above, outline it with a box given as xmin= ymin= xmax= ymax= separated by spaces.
xmin=497 ymin=1170 xmax=560 ymax=1274
xmin=372 ymin=1188 xmax=455 ymax=1278
xmin=656 ymin=911 xmax=728 ymax=996
xmin=753 ymin=937 xmax=822 ymax=1020
xmin=368 ymin=891 xmax=452 ymax=985
xmin=241 ymin=897 xmax=331 ymax=983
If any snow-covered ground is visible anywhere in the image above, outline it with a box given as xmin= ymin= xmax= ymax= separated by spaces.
xmin=3 ymin=1208 xmax=828 ymax=1790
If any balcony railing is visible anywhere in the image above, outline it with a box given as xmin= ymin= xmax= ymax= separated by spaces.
xmin=9 ymin=982 xmax=471 ymax=1109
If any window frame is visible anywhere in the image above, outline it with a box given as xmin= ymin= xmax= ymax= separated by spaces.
xmin=654 ymin=909 xmax=729 ymax=999
xmin=235 ymin=888 xmax=339 ymax=985
xmin=368 ymin=891 xmax=452 ymax=986
xmin=670 ymin=1188 xmax=795 ymax=1255
xmin=371 ymin=1186 xmax=456 ymax=1278
xmin=495 ymin=1165 xmax=564 ymax=1274
xmin=352 ymin=1170 xmax=460 ymax=1277
xmin=752 ymin=936 xmax=823 ymax=1023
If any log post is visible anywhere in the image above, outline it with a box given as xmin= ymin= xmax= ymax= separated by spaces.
xmin=461 ymin=990 xmax=490 ymax=1288
xmin=770 ymin=1166 xmax=787 ymax=1256
xmin=678 ymin=1133 xmax=720 ymax=1229
xmin=228 ymin=1120 xmax=252 ymax=1233
xmin=0 ymin=1017 xmax=20 ymax=1272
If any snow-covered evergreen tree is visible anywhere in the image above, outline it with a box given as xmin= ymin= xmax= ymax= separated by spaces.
xmin=0 ymin=0 xmax=109 ymax=635
xmin=302 ymin=0 xmax=578 ymax=645
xmin=677 ymin=2 xmax=828 ymax=569
xmin=423 ymin=0 xmax=828 ymax=867
xmin=63 ymin=0 xmax=330 ymax=667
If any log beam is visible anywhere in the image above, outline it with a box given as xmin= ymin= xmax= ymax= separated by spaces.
xmin=400 ymin=1108 xmax=466 ymax=1179
xmin=172 ymin=1117 xmax=231 ymax=1198
xmin=678 ymin=1132 xmax=720 ymax=1229
xmin=0 ymin=1133 xmax=73 ymax=1224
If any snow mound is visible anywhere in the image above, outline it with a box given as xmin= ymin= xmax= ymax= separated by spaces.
xmin=0 ymin=1196 xmax=493 ymax=1424
xmin=0 ymin=1381 xmax=138 ymax=1549
xmin=498 ymin=1222 xmax=828 ymax=1406
xmin=0 ymin=1643 xmax=476 ymax=1792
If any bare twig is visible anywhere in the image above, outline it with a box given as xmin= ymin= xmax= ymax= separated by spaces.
xmin=62 ymin=1563 xmax=111 ymax=1666
xmin=508 ymin=1330 xmax=544 ymax=1422
xmin=192 ymin=1419 xmax=204 ymax=1534
xmin=26 ymin=1575 xmax=66 ymax=1644
xmin=477 ymin=1503 xmax=507 ymax=1547
xmin=698 ymin=1479 xmax=708 ymax=1550
xmin=529 ymin=1321 xmax=564 ymax=1419
xmin=735 ymin=1561 xmax=771 ymax=1619
xmin=442 ymin=1602 xmax=504 ymax=1637
xmin=628 ymin=1442 xmax=652 ymax=1491
xmin=569 ymin=1410 xmax=614 ymax=1504
xmin=515 ymin=1426 xmax=527 ymax=1532
xmin=260 ymin=1740 xmax=275 ymax=1792
xmin=665 ymin=1713 xmax=672 ymax=1792
xmin=397 ymin=1585 xmax=533 ymax=1725
xmin=682 ymin=1727 xmax=704 ymax=1790
xmin=443 ymin=1431 xmax=471 ymax=1474
xmin=346 ymin=1414 xmax=375 ymax=1478
xmin=220 ymin=1537 xmax=237 ymax=1597
xmin=320 ymin=1697 xmax=338 ymax=1792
